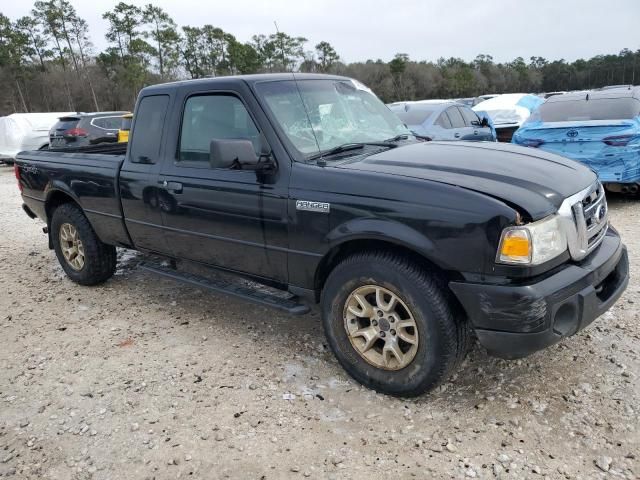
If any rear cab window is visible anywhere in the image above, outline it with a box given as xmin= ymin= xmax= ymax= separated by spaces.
xmin=129 ymin=95 xmax=170 ymax=164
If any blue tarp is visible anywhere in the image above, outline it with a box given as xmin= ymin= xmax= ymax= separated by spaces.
xmin=516 ymin=95 xmax=544 ymax=113
xmin=513 ymin=118 xmax=640 ymax=183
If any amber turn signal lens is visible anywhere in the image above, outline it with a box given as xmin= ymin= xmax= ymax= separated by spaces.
xmin=498 ymin=229 xmax=531 ymax=264
xmin=502 ymin=236 xmax=530 ymax=257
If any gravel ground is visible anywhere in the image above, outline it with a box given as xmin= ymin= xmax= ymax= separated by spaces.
xmin=0 ymin=165 xmax=638 ymax=480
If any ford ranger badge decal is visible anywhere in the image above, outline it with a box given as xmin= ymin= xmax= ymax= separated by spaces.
xmin=296 ymin=200 xmax=330 ymax=213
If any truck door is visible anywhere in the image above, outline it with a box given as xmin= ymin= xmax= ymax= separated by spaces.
xmin=158 ymin=87 xmax=289 ymax=283
xmin=119 ymin=94 xmax=174 ymax=255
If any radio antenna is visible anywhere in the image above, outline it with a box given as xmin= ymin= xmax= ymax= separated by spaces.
xmin=274 ymin=20 xmax=324 ymax=165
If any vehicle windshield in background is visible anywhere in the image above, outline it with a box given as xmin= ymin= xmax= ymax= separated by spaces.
xmin=256 ymin=79 xmax=410 ymax=160
xmin=392 ymin=106 xmax=437 ymax=125
xmin=532 ymin=97 xmax=640 ymax=122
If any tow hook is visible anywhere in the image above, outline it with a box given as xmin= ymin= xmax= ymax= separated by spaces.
xmin=43 ymin=226 xmax=49 ymax=234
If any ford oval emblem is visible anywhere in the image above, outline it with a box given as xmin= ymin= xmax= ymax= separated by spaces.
xmin=595 ymin=204 xmax=607 ymax=223
xmin=566 ymin=129 xmax=579 ymax=138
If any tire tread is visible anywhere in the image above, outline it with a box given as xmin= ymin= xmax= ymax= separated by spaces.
xmin=322 ymin=250 xmax=469 ymax=396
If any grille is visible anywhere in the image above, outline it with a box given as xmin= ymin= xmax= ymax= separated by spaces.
xmin=581 ymin=182 xmax=608 ymax=251
xmin=559 ymin=181 xmax=609 ymax=261
xmin=568 ymin=182 xmax=608 ymax=259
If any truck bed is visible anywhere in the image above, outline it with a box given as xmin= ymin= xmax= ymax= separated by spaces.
xmin=16 ymin=148 xmax=131 ymax=248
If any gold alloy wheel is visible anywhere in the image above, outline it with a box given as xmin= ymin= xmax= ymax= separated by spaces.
xmin=343 ymin=285 xmax=419 ymax=370
xmin=59 ymin=223 xmax=85 ymax=271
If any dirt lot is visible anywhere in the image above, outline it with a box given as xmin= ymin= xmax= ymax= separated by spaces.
xmin=0 ymin=165 xmax=638 ymax=480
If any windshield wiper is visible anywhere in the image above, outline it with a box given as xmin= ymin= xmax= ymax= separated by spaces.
xmin=307 ymin=142 xmax=396 ymax=162
xmin=384 ymin=134 xmax=411 ymax=142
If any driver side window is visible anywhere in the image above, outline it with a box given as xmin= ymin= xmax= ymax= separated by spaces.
xmin=179 ymin=94 xmax=260 ymax=162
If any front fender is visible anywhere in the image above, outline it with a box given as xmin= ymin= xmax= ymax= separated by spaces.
xmin=325 ymin=217 xmax=449 ymax=270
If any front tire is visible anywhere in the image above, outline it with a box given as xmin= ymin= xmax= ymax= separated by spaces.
xmin=321 ymin=252 xmax=468 ymax=397
xmin=51 ymin=203 xmax=117 ymax=285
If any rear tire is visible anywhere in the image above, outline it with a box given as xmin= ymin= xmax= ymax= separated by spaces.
xmin=321 ymin=251 xmax=468 ymax=397
xmin=51 ymin=203 xmax=117 ymax=285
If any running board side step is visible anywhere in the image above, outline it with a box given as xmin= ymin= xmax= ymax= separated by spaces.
xmin=140 ymin=263 xmax=310 ymax=315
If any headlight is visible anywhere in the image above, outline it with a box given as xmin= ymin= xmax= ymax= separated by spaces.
xmin=497 ymin=215 xmax=567 ymax=265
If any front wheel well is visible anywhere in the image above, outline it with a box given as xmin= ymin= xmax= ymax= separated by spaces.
xmin=313 ymin=239 xmax=463 ymax=302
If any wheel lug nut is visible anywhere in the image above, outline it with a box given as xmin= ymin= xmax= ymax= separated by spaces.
xmin=377 ymin=310 xmax=383 ymax=317
xmin=379 ymin=331 xmax=386 ymax=338
xmin=372 ymin=320 xmax=378 ymax=326
xmin=389 ymin=317 xmax=395 ymax=323
xmin=390 ymin=329 xmax=396 ymax=336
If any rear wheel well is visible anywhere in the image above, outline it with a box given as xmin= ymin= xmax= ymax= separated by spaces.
xmin=314 ymin=239 xmax=462 ymax=302
xmin=45 ymin=191 xmax=78 ymax=224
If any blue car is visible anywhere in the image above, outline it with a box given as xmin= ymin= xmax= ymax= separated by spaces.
xmin=389 ymin=100 xmax=495 ymax=141
xmin=513 ymin=86 xmax=640 ymax=190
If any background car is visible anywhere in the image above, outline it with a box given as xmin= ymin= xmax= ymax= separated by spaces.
xmin=472 ymin=93 xmax=544 ymax=142
xmin=454 ymin=96 xmax=496 ymax=107
xmin=476 ymin=94 xmax=499 ymax=104
xmin=117 ymin=113 xmax=133 ymax=143
xmin=389 ymin=100 xmax=495 ymax=141
xmin=49 ymin=111 xmax=129 ymax=149
xmin=453 ymin=97 xmax=476 ymax=107
xmin=0 ymin=112 xmax=73 ymax=163
xmin=512 ymin=86 xmax=640 ymax=191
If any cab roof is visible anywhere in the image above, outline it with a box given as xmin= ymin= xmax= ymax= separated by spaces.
xmin=140 ymin=73 xmax=353 ymax=95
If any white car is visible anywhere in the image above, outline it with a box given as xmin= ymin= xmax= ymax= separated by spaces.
xmin=0 ymin=112 xmax=74 ymax=163
xmin=472 ymin=94 xmax=543 ymax=142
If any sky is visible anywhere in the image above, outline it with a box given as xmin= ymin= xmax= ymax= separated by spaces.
xmin=2 ymin=0 xmax=639 ymax=64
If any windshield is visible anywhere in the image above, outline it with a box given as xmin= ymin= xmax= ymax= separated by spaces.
xmin=256 ymin=79 xmax=410 ymax=160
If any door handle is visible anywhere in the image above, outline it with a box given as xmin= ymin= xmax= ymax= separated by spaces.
xmin=454 ymin=133 xmax=461 ymax=138
xmin=161 ymin=180 xmax=183 ymax=193
xmin=474 ymin=130 xmax=479 ymax=135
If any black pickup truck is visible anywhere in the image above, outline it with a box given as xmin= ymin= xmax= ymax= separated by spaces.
xmin=15 ymin=74 xmax=629 ymax=396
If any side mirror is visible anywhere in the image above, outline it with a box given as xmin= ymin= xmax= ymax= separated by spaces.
xmin=209 ymin=139 xmax=260 ymax=169
xmin=480 ymin=117 xmax=490 ymax=127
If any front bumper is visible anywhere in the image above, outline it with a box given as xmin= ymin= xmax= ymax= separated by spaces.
xmin=449 ymin=229 xmax=629 ymax=358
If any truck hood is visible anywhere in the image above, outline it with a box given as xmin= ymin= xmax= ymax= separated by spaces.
xmin=336 ymin=141 xmax=597 ymax=220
